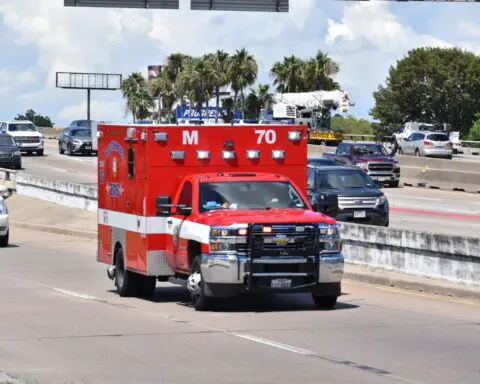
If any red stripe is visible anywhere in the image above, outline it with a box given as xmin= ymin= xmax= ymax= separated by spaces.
xmin=391 ymin=207 xmax=480 ymax=221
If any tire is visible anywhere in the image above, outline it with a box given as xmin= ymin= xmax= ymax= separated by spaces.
xmin=136 ymin=275 xmax=157 ymax=297
xmin=59 ymin=143 xmax=64 ymax=154
xmin=389 ymin=180 xmax=400 ymax=188
xmin=445 ymin=155 xmax=452 ymax=160
xmin=187 ymin=255 xmax=213 ymax=311
xmin=0 ymin=230 xmax=9 ymax=247
xmin=37 ymin=149 xmax=44 ymax=156
xmin=114 ymin=246 xmax=138 ymax=297
xmin=312 ymin=294 xmax=337 ymax=310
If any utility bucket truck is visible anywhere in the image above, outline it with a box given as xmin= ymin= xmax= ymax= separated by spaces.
xmin=96 ymin=122 xmax=344 ymax=311
xmin=270 ymin=90 xmax=353 ymax=146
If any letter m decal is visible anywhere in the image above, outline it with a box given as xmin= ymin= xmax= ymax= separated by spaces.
xmin=182 ymin=130 xmax=198 ymax=145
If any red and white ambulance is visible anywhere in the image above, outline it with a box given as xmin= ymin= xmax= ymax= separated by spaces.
xmin=97 ymin=122 xmax=344 ymax=310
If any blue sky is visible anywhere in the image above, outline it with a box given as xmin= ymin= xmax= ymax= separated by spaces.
xmin=0 ymin=0 xmax=479 ymax=127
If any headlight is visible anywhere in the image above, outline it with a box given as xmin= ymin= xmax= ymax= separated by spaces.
xmin=356 ymin=162 xmax=369 ymax=170
xmin=318 ymin=224 xmax=342 ymax=254
xmin=209 ymin=225 xmax=247 ymax=253
xmin=376 ymin=195 xmax=387 ymax=206
xmin=13 ymin=151 xmax=21 ymax=156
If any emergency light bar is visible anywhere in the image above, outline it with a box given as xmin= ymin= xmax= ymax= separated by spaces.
xmin=272 ymin=150 xmax=285 ymax=159
xmin=288 ymin=131 xmax=302 ymax=141
xmin=171 ymin=150 xmax=185 ymax=160
xmin=154 ymin=132 xmax=168 ymax=142
xmin=246 ymin=149 xmax=260 ymax=159
xmin=222 ymin=150 xmax=236 ymax=160
xmin=196 ymin=150 xmax=211 ymax=160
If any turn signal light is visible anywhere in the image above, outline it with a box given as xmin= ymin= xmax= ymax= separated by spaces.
xmin=262 ymin=226 xmax=272 ymax=233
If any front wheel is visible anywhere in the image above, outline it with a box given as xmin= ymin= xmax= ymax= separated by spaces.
xmin=114 ymin=247 xmax=138 ymax=297
xmin=312 ymin=294 xmax=337 ymax=310
xmin=389 ymin=180 xmax=400 ymax=188
xmin=187 ymin=256 xmax=213 ymax=311
xmin=37 ymin=149 xmax=44 ymax=156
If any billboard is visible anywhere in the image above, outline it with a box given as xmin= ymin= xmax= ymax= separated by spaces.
xmin=148 ymin=65 xmax=162 ymax=81
xmin=56 ymin=72 xmax=122 ymax=90
xmin=176 ymin=106 xmax=241 ymax=120
xmin=64 ymin=0 xmax=179 ymax=9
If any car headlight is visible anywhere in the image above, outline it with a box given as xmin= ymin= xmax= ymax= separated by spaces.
xmin=209 ymin=225 xmax=247 ymax=253
xmin=376 ymin=195 xmax=387 ymax=206
xmin=13 ymin=151 xmax=21 ymax=156
xmin=318 ymin=224 xmax=342 ymax=254
xmin=356 ymin=162 xmax=369 ymax=170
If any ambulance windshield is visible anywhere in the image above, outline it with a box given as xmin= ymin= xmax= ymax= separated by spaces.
xmin=199 ymin=181 xmax=306 ymax=212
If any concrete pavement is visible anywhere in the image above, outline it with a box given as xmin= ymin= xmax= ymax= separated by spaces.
xmin=0 ymin=227 xmax=479 ymax=384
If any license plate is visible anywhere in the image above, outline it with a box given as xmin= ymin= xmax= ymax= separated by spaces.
xmin=271 ymin=278 xmax=292 ymax=289
xmin=354 ymin=210 xmax=366 ymax=218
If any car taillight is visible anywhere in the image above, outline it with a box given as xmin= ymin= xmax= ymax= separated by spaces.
xmin=423 ymin=140 xmax=433 ymax=146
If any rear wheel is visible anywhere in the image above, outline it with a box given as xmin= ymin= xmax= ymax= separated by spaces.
xmin=0 ymin=230 xmax=9 ymax=247
xmin=114 ymin=247 xmax=138 ymax=297
xmin=187 ymin=256 xmax=213 ymax=311
xmin=312 ymin=294 xmax=337 ymax=310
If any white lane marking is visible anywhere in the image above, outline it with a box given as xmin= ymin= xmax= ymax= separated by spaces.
xmin=234 ymin=333 xmax=312 ymax=355
xmin=52 ymin=287 xmax=98 ymax=301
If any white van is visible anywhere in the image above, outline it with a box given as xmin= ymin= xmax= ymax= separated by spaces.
xmin=0 ymin=120 xmax=44 ymax=156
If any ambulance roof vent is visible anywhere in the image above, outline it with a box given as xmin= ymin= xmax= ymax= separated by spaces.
xmin=154 ymin=132 xmax=168 ymax=142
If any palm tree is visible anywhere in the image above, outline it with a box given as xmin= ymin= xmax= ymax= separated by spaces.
xmin=245 ymin=84 xmax=274 ymax=119
xmin=302 ymin=50 xmax=340 ymax=91
xmin=228 ymin=48 xmax=258 ymax=118
xmin=148 ymin=70 xmax=176 ymax=123
xmin=121 ymin=72 xmax=149 ymax=122
xmin=270 ymin=55 xmax=304 ymax=93
xmin=208 ymin=50 xmax=231 ymax=122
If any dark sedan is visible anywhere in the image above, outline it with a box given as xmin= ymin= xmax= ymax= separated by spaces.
xmin=58 ymin=127 xmax=94 ymax=156
xmin=307 ymin=156 xmax=338 ymax=166
xmin=0 ymin=133 xmax=22 ymax=170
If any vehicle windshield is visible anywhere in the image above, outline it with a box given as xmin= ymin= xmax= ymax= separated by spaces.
xmin=0 ymin=136 xmax=16 ymax=146
xmin=352 ymin=144 xmax=389 ymax=156
xmin=199 ymin=181 xmax=306 ymax=212
xmin=426 ymin=133 xmax=449 ymax=142
xmin=74 ymin=120 xmax=92 ymax=127
xmin=71 ymin=129 xmax=91 ymax=138
xmin=317 ymin=171 xmax=377 ymax=189
xmin=8 ymin=123 xmax=38 ymax=132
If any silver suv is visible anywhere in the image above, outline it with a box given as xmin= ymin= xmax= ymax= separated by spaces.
xmin=399 ymin=131 xmax=453 ymax=159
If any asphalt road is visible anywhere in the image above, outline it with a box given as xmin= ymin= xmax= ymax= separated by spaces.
xmin=17 ymin=140 xmax=480 ymax=236
xmin=0 ymin=228 xmax=479 ymax=384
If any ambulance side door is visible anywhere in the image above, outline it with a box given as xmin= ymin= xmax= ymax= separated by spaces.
xmin=166 ymin=180 xmax=193 ymax=273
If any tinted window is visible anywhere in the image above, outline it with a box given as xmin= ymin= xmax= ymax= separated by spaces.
xmin=71 ymin=129 xmax=91 ymax=138
xmin=307 ymin=169 xmax=315 ymax=189
xmin=427 ymin=134 xmax=449 ymax=142
xmin=337 ymin=144 xmax=348 ymax=155
xmin=352 ymin=144 xmax=388 ymax=156
xmin=199 ymin=181 xmax=306 ymax=212
xmin=410 ymin=133 xmax=424 ymax=141
xmin=8 ymin=123 xmax=38 ymax=132
xmin=73 ymin=120 xmax=92 ymax=127
xmin=0 ymin=136 xmax=16 ymax=146
xmin=127 ymin=147 xmax=134 ymax=179
xmin=317 ymin=171 xmax=377 ymax=189
xmin=308 ymin=158 xmax=335 ymax=166
xmin=178 ymin=181 xmax=193 ymax=207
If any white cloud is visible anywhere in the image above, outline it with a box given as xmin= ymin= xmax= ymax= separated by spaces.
xmin=58 ymin=100 xmax=124 ymax=122
xmin=0 ymin=86 xmax=10 ymax=96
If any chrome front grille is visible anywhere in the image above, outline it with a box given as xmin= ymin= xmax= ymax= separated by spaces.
xmin=338 ymin=196 xmax=378 ymax=209
xmin=368 ymin=162 xmax=393 ymax=171
xmin=14 ymin=136 xmax=40 ymax=144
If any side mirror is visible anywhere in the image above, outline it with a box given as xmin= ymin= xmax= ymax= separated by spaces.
xmin=177 ymin=206 xmax=192 ymax=216
xmin=156 ymin=195 xmax=172 ymax=217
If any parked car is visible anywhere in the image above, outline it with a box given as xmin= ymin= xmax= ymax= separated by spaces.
xmin=307 ymin=164 xmax=389 ymax=227
xmin=307 ymin=156 xmax=338 ymax=166
xmin=0 ymin=186 xmax=11 ymax=247
xmin=58 ymin=127 xmax=94 ymax=156
xmin=0 ymin=120 xmax=44 ymax=156
xmin=322 ymin=142 xmax=400 ymax=187
xmin=0 ymin=133 xmax=21 ymax=170
xmin=398 ymin=131 xmax=453 ymax=159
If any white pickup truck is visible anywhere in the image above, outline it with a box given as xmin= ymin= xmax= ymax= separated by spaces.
xmin=0 ymin=120 xmax=44 ymax=156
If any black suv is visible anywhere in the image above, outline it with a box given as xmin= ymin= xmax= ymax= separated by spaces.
xmin=0 ymin=133 xmax=22 ymax=169
xmin=307 ymin=164 xmax=389 ymax=227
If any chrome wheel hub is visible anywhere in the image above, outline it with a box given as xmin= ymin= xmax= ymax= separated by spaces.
xmin=187 ymin=271 xmax=202 ymax=295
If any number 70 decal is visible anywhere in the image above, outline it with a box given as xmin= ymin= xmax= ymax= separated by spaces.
xmin=255 ymin=129 xmax=277 ymax=144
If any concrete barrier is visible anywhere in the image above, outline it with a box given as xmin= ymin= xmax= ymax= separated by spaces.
xmin=341 ymin=223 xmax=480 ymax=288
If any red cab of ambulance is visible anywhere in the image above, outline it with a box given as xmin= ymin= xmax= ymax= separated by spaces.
xmin=96 ymin=123 xmax=344 ymax=310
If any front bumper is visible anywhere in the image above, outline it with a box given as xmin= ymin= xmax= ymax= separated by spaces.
xmin=16 ymin=141 xmax=43 ymax=151
xmin=200 ymin=252 xmax=344 ymax=297
xmin=0 ymin=155 xmax=21 ymax=169
xmin=72 ymin=142 xmax=94 ymax=153
xmin=0 ymin=214 xmax=8 ymax=236
xmin=367 ymin=170 xmax=400 ymax=184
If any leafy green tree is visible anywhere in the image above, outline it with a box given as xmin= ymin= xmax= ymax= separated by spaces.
xmin=330 ymin=115 xmax=373 ymax=135
xmin=370 ymin=47 xmax=480 ymax=138
xmin=121 ymin=72 xmax=154 ymax=122
xmin=15 ymin=109 xmax=54 ymax=127
xmin=468 ymin=113 xmax=480 ymax=141
xmin=228 ymin=48 xmax=258 ymax=118
xmin=245 ymin=84 xmax=274 ymax=119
